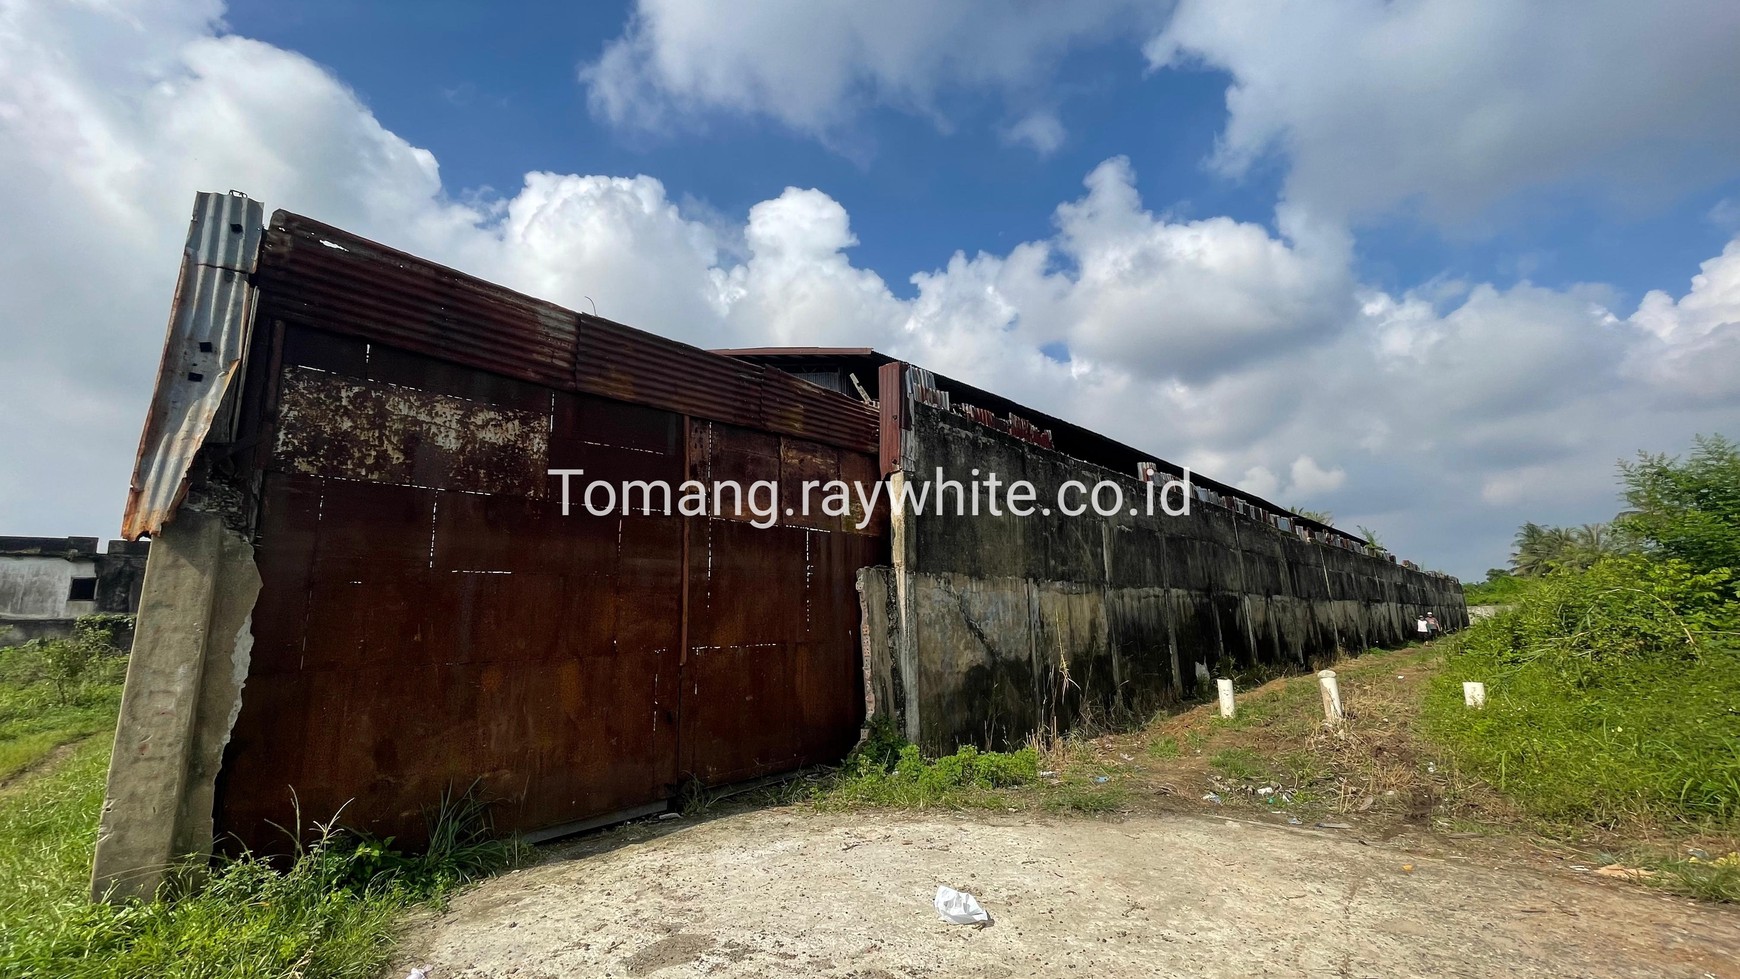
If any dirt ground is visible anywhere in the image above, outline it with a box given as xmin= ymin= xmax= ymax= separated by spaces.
xmin=395 ymin=806 xmax=1740 ymax=979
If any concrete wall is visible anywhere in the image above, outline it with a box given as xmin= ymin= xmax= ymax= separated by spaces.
xmin=878 ymin=405 xmax=1466 ymax=754
xmin=94 ymin=540 xmax=151 ymax=616
xmin=0 ymin=538 xmax=150 ymax=649
xmin=0 ymin=541 xmax=99 ymax=619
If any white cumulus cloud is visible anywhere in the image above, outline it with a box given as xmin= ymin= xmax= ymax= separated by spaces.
xmin=1148 ymin=0 xmax=1740 ymax=223
xmin=581 ymin=0 xmax=1158 ymax=142
xmin=4 ymin=0 xmax=1740 ymax=581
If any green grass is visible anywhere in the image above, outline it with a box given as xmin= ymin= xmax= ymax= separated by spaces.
xmin=810 ymin=718 xmax=1136 ymax=815
xmin=1651 ymin=854 xmax=1740 ymax=903
xmin=1423 ymin=641 xmax=1740 ymax=826
xmin=1213 ymin=676 xmax=1319 ymax=733
xmin=0 ymin=646 xmax=524 ymax=978
xmin=1461 ymin=574 xmax=1536 ymax=606
xmin=1422 ymin=558 xmax=1740 ymax=832
xmin=1038 ymin=777 xmax=1128 ymax=814
xmin=814 ymin=720 xmax=1041 ymax=810
xmin=1146 ymin=736 xmax=1180 ymax=760
xmin=1209 ymin=747 xmax=1269 ymax=780
xmin=0 ymin=649 xmax=126 ymax=781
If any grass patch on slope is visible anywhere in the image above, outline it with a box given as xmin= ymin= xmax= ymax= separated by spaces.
xmin=1423 ymin=558 xmax=1740 ymax=830
xmin=0 ymin=637 xmax=524 ymax=979
xmin=0 ymin=642 xmax=127 ymax=782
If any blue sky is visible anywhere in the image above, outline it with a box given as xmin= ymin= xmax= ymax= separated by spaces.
xmin=224 ymin=0 xmax=1264 ymax=291
xmin=3 ymin=0 xmax=1740 ymax=579
xmin=225 ymin=0 xmax=1740 ymax=305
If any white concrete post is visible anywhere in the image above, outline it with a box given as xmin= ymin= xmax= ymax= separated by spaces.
xmin=1318 ymin=669 xmax=1344 ymax=727
xmin=1462 ymin=681 xmax=1487 ymax=709
xmin=1216 ymin=677 xmax=1236 ymax=718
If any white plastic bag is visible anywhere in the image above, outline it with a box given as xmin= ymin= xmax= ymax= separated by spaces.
xmin=933 ymin=885 xmax=990 ymax=925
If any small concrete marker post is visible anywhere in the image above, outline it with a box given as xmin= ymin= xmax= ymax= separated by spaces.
xmin=1217 ymin=677 xmax=1236 ymax=718
xmin=1463 ymin=681 xmax=1487 ymax=709
xmin=1318 ymin=669 xmax=1344 ymax=727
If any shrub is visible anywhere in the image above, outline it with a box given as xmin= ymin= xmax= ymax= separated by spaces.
xmin=1 ymin=761 xmax=526 ymax=979
xmin=821 ymin=720 xmax=1038 ymax=808
xmin=1618 ymin=434 xmax=1740 ymax=575
xmin=1464 ymin=556 xmax=1736 ymax=675
xmin=5 ymin=617 xmax=127 ymax=706
xmin=1426 ymin=556 xmax=1740 ymax=824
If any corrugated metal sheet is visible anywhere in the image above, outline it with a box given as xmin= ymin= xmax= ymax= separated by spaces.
xmin=878 ymin=361 xmax=907 ymax=476
xmin=122 ymin=192 xmax=265 ymax=540
xmin=255 ymin=211 xmax=877 ymax=455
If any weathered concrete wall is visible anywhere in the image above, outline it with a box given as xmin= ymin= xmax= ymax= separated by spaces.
xmin=0 ymin=545 xmax=98 ymax=619
xmin=94 ymin=540 xmax=151 ymax=615
xmin=0 ymin=538 xmax=150 ymax=649
xmin=881 ymin=406 xmax=1466 ymax=754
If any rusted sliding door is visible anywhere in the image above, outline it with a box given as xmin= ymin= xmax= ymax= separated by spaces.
xmin=678 ymin=422 xmax=887 ymax=785
xmin=215 ymin=320 xmax=883 ymax=852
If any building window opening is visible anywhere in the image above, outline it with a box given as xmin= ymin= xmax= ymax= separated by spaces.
xmin=68 ymin=577 xmax=97 ymax=602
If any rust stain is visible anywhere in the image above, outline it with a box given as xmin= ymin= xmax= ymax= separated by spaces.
xmin=273 ymin=366 xmax=549 ymax=497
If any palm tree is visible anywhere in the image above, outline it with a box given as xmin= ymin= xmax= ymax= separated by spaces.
xmin=1511 ymin=521 xmax=1619 ymax=575
xmin=1569 ymin=522 xmax=1628 ymax=568
xmin=1511 ymin=522 xmax=1566 ymax=576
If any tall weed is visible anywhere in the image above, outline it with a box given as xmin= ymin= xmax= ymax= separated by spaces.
xmin=1425 ymin=557 xmax=1740 ymax=825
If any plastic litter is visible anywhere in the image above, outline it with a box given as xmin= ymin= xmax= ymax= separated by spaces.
xmin=406 ymin=969 xmax=429 ymax=979
xmin=1093 ymin=776 xmax=1110 ymax=784
xmin=934 ymin=885 xmax=990 ymax=925
xmin=658 ymin=812 xmax=681 ymax=821
xmin=1202 ymin=792 xmax=1221 ymax=804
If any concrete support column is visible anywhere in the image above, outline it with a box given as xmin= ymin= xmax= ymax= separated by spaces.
xmin=91 ymin=510 xmax=260 ymax=902
xmin=888 ymin=470 xmax=922 ymax=745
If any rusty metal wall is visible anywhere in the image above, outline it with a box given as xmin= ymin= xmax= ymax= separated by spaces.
xmin=256 ymin=212 xmax=877 ymax=456
xmin=214 ymin=215 xmax=886 ymax=851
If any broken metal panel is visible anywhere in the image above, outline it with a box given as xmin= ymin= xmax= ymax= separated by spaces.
xmin=272 ymin=366 xmax=550 ymax=497
xmin=122 ymin=191 xmax=265 ymax=540
xmin=759 ymin=366 xmax=879 ymax=455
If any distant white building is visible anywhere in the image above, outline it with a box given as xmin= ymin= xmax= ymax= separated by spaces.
xmin=0 ymin=536 xmax=148 ymax=645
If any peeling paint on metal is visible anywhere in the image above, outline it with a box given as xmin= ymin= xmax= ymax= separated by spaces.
xmin=272 ymin=366 xmax=550 ymax=496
